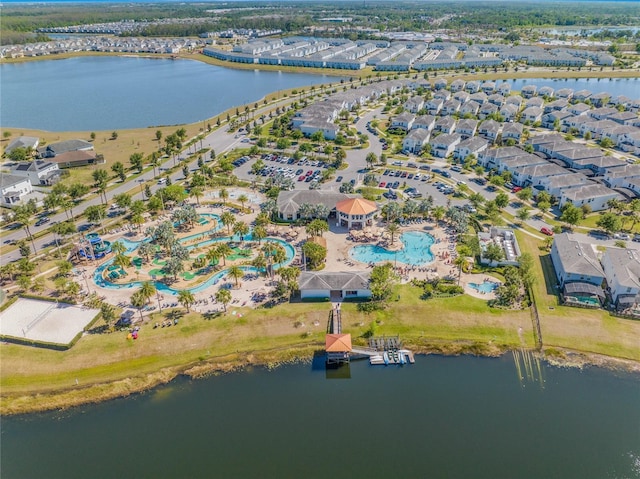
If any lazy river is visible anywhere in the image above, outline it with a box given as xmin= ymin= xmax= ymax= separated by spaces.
xmin=93 ymin=215 xmax=295 ymax=294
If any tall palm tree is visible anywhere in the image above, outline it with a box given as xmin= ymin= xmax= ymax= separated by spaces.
xmin=216 ymin=242 xmax=233 ymax=266
xmin=215 ymin=288 xmax=232 ymax=312
xmin=114 ymin=253 xmax=132 ymax=273
xmin=220 ymin=211 xmax=235 ymax=235
xmin=432 ymin=205 xmax=446 ymax=224
xmin=177 ymin=290 xmax=195 ymax=313
xmin=386 ymin=223 xmax=400 ymax=245
xmin=454 ymin=256 xmax=467 ymax=285
xmin=219 ymin=188 xmax=229 ymax=209
xmin=130 ymin=290 xmax=147 ymax=323
xmin=251 ymin=254 xmax=267 ymax=274
xmin=238 ymin=194 xmax=249 ymax=211
xmin=190 ymin=186 xmax=204 ymax=206
xmin=140 ymin=281 xmax=156 ymax=304
xmin=233 ymin=221 xmax=250 ymax=244
xmin=206 ymin=246 xmax=221 ymax=268
xmin=14 ymin=206 xmax=37 ymax=256
xmin=111 ymin=240 xmax=126 ymax=256
xmin=227 ymin=265 xmax=244 ymax=288
xmin=252 ymin=225 xmax=267 ymax=244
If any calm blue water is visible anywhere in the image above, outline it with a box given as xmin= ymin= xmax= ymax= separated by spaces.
xmin=469 ymin=280 xmax=499 ymax=293
xmin=0 ymin=56 xmax=343 ymax=131
xmin=2 ymin=356 xmax=639 ymax=479
xmin=2 ymin=56 xmax=639 ymax=132
xmin=350 ymin=230 xmax=434 ymax=266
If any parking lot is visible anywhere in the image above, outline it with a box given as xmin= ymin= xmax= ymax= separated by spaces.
xmin=233 ymin=153 xmax=332 ymax=191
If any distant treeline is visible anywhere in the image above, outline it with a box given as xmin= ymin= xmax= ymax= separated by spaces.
xmin=2 ymin=1 xmax=640 ymax=45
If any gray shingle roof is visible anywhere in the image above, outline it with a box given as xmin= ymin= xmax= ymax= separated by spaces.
xmin=277 ymin=190 xmax=351 ymax=216
xmin=553 ymin=233 xmax=604 ymax=278
xmin=299 ymin=271 xmax=370 ymax=291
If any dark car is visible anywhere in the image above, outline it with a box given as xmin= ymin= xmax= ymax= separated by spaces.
xmin=35 ymin=217 xmax=51 ymax=227
xmin=441 ymin=171 xmax=451 ymax=178
xmin=336 ymin=176 xmax=343 ymax=182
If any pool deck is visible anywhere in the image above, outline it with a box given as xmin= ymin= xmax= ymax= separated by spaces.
xmin=460 ymin=274 xmax=501 ymax=300
xmin=77 ymin=192 xmax=498 ymax=320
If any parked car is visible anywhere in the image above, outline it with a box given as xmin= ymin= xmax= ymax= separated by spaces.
xmin=540 ymin=227 xmax=554 ymax=236
xmin=613 ymin=233 xmax=631 ymax=240
xmin=336 ymin=176 xmax=343 ymax=182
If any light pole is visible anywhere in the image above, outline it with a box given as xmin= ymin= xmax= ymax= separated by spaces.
xmin=138 ymin=179 xmax=145 ymax=199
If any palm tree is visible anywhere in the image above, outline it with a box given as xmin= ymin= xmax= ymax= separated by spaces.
xmin=233 ymin=221 xmax=250 ymax=243
xmin=238 ymin=194 xmax=249 ymax=211
xmin=216 ymin=242 xmax=233 ymax=266
xmin=190 ymin=186 xmax=204 ymax=206
xmin=206 ymin=246 xmax=221 ymax=268
xmin=13 ymin=205 xmax=37 ymax=256
xmin=252 ymin=225 xmax=267 ymax=244
xmin=432 ymin=205 xmax=446 ymax=224
xmin=386 ymin=223 xmax=400 ymax=245
xmin=177 ymin=290 xmax=195 ymax=313
xmin=220 ymin=211 xmax=235 ymax=235
xmin=306 ymin=219 xmax=329 ymax=238
xmin=219 ymin=188 xmax=229 ymax=208
xmin=111 ymin=240 xmax=126 ymax=256
xmin=251 ymin=254 xmax=267 ymax=274
xmin=227 ymin=265 xmax=244 ymax=288
xmin=255 ymin=212 xmax=270 ymax=227
xmin=271 ymin=244 xmax=287 ymax=268
xmin=138 ymin=242 xmax=154 ymax=263
xmin=278 ymin=266 xmax=300 ymax=285
xmin=454 ymin=256 xmax=467 ymax=285
xmin=139 ymin=281 xmax=156 ymax=304
xmin=215 ymin=288 xmax=232 ymax=312
xmin=114 ymin=253 xmax=132 ymax=273
xmin=130 ymin=290 xmax=147 ymax=323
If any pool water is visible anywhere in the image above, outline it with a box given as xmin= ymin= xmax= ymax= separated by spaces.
xmin=94 ymin=234 xmax=294 ymax=295
xmin=349 ymin=231 xmax=434 ymax=266
xmin=469 ymin=281 xmax=499 ymax=294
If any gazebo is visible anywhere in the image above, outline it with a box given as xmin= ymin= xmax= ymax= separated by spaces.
xmin=335 ymin=198 xmax=378 ymax=229
xmin=325 ymin=333 xmax=352 ymax=364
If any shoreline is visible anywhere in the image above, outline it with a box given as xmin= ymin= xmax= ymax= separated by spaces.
xmin=2 ymin=341 xmax=638 ymax=417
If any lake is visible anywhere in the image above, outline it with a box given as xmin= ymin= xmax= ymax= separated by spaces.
xmin=1 ymin=355 xmax=638 ymax=479
xmin=0 ymin=56 xmax=344 ymax=131
xmin=2 ymin=56 xmax=639 ymax=132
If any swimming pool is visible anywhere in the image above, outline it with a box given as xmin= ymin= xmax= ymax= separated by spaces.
xmin=349 ymin=231 xmax=435 ymax=266
xmin=468 ymin=281 xmax=499 ymax=294
xmin=94 ymin=234 xmax=295 ymax=295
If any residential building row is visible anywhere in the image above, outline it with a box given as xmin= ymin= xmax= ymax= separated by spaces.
xmin=203 ymin=37 xmax=617 ymax=71
xmin=551 ymin=233 xmax=640 ymax=316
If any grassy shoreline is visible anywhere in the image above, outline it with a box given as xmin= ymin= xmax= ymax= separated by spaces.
xmin=2 ymin=281 xmax=639 ymax=415
xmin=2 ymin=340 xmax=638 ymax=416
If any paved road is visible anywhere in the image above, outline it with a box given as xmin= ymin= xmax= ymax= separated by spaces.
xmin=0 ymin=95 xmax=301 ymax=265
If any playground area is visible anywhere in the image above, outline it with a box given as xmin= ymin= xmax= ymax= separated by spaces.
xmin=0 ymin=298 xmax=99 ymax=346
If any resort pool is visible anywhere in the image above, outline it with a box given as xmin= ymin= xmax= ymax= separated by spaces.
xmin=94 ymin=234 xmax=294 ymax=295
xmin=469 ymin=281 xmax=499 ymax=294
xmin=349 ymin=231 xmax=434 ymax=266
